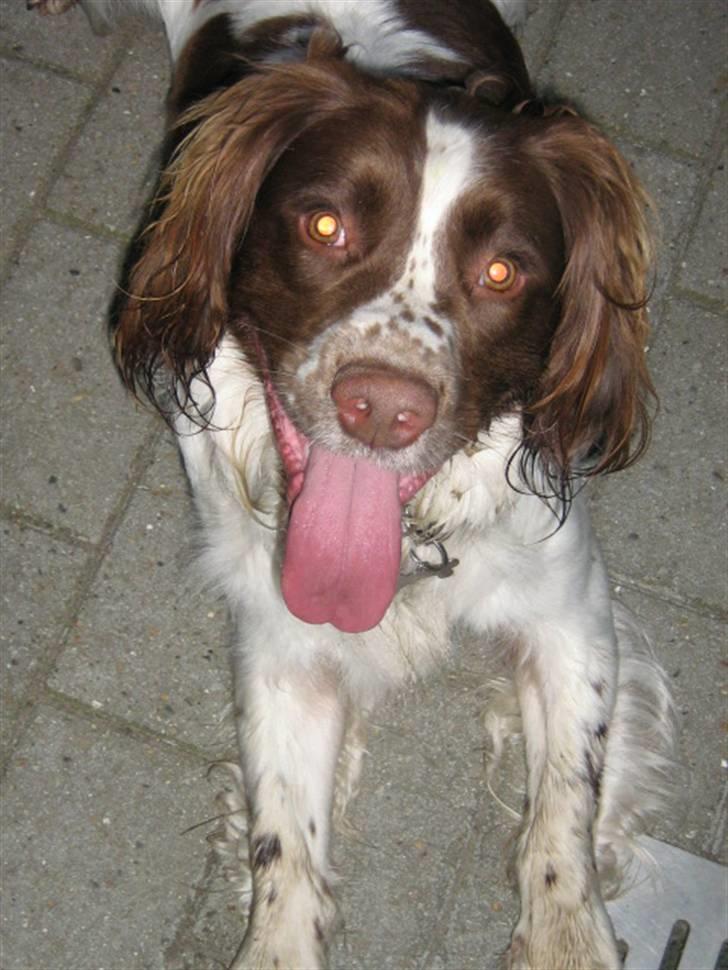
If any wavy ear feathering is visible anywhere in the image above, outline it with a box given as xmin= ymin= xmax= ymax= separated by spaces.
xmin=112 ymin=30 xmax=407 ymax=414
xmin=521 ymin=113 xmax=656 ymax=490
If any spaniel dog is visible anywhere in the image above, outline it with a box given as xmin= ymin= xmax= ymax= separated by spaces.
xmin=32 ymin=1 xmax=677 ymax=967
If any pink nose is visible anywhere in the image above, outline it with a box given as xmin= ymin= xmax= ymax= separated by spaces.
xmin=332 ymin=365 xmax=438 ymax=450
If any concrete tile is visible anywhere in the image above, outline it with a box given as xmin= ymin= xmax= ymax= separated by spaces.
xmin=519 ymin=0 xmax=565 ymax=75
xmin=611 ymin=587 xmax=727 ymax=865
xmin=0 ymin=220 xmax=154 ymax=542
xmin=423 ymin=814 xmax=518 ymax=970
xmin=49 ymin=32 xmax=170 ymax=235
xmin=0 ymin=57 xmax=89 ymax=268
xmin=0 ymin=0 xmax=119 ymax=81
xmin=330 ymin=637 xmax=498 ymax=970
xmin=591 ymin=298 xmax=727 ymax=610
xmin=0 ymin=705 xmax=211 ymax=970
xmin=539 ymin=0 xmax=726 ymax=157
xmin=619 ymin=144 xmax=700 ymax=311
xmin=678 ymin=148 xmax=728 ymax=304
xmin=0 ymin=521 xmax=87 ymax=756
xmin=164 ymin=856 xmax=246 ymax=970
xmin=50 ymin=434 xmax=231 ymax=752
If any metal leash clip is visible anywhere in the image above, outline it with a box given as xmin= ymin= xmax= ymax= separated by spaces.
xmin=398 ymin=508 xmax=459 ymax=589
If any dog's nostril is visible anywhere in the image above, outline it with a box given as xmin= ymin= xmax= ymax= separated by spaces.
xmin=332 ymin=365 xmax=437 ymax=450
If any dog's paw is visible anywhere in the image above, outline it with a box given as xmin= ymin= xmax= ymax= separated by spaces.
xmin=27 ymin=0 xmax=78 ymax=15
xmin=229 ymin=872 xmax=336 ymax=970
xmin=229 ymin=932 xmax=326 ymax=970
xmin=506 ymin=906 xmax=621 ymax=970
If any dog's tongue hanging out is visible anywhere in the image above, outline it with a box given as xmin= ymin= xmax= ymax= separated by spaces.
xmin=281 ymin=446 xmax=402 ymax=633
xmin=264 ymin=371 xmax=431 ymax=634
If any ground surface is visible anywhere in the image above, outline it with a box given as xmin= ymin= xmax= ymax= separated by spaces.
xmin=1 ymin=1 xmax=726 ymax=968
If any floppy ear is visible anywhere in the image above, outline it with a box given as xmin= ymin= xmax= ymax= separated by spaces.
xmin=524 ymin=115 xmax=656 ymax=481
xmin=112 ymin=35 xmax=360 ymax=409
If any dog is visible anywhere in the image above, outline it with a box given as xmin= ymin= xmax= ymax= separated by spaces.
xmin=31 ymin=1 xmax=677 ymax=967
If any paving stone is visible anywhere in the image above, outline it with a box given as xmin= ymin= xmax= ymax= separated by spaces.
xmin=519 ymin=0 xmax=566 ymax=74
xmin=0 ymin=705 xmax=211 ymax=970
xmin=329 ymin=635 xmax=504 ymax=970
xmin=422 ymin=812 xmax=518 ymax=970
xmin=0 ymin=0 xmax=119 ymax=81
xmin=678 ymin=147 xmax=728 ymax=304
xmin=539 ymin=0 xmax=726 ymax=158
xmin=164 ymin=855 xmax=246 ymax=970
xmin=49 ymin=31 xmax=170 ymax=236
xmin=50 ymin=434 xmax=231 ymax=753
xmin=618 ymin=144 xmax=700 ymax=311
xmin=0 ymin=220 xmax=154 ymax=542
xmin=591 ymin=299 xmax=727 ymax=610
xmin=0 ymin=521 xmax=88 ymax=757
xmin=0 ymin=57 xmax=89 ymax=269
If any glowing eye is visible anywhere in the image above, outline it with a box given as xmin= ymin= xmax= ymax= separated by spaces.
xmin=479 ymin=257 xmax=518 ymax=291
xmin=308 ymin=211 xmax=344 ymax=245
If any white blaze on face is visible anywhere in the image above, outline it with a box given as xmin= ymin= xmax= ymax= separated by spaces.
xmin=414 ymin=113 xmax=478 ymax=280
xmin=385 ymin=111 xmax=478 ymax=347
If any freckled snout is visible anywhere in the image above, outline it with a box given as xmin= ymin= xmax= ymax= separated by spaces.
xmin=332 ymin=364 xmax=438 ymax=450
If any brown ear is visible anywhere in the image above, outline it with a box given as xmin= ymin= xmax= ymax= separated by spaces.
xmin=524 ymin=115 xmax=656 ymax=480
xmin=113 ymin=39 xmax=361 ymax=409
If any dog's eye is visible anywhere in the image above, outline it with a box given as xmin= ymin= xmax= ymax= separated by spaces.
xmin=478 ymin=257 xmax=518 ymax=292
xmin=308 ymin=211 xmax=346 ymax=247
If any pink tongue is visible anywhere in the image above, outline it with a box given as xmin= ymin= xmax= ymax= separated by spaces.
xmin=281 ymin=445 xmax=401 ymax=633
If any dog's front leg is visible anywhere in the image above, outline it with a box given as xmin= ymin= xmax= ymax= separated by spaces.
xmin=507 ymin=622 xmax=620 ymax=970
xmin=230 ymin=653 xmax=344 ymax=970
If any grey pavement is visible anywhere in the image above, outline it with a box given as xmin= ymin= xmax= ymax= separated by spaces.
xmin=0 ymin=1 xmax=726 ymax=968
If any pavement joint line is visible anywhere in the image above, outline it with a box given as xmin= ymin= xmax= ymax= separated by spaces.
xmin=592 ymin=125 xmax=715 ymax=166
xmin=645 ymin=99 xmax=728 ymax=359
xmin=417 ymin=807 xmax=515 ymax=970
xmin=671 ymin=285 xmax=728 ymax=316
xmin=416 ymin=827 xmax=482 ymax=970
xmin=0 ymin=21 xmax=142 ymax=291
xmin=0 ymin=500 xmax=97 ymax=550
xmin=0 ymin=44 xmax=104 ymax=87
xmin=163 ymin=848 xmax=231 ymax=970
xmin=0 ymin=417 xmax=165 ymax=780
xmin=44 ymin=204 xmax=137 ymax=246
xmin=523 ymin=0 xmax=570 ymax=79
xmin=610 ymin=573 xmax=728 ymax=624
xmin=40 ymin=685 xmax=219 ymax=767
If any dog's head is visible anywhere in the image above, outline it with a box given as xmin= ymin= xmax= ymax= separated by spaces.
xmin=114 ymin=33 xmax=654 ymax=631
